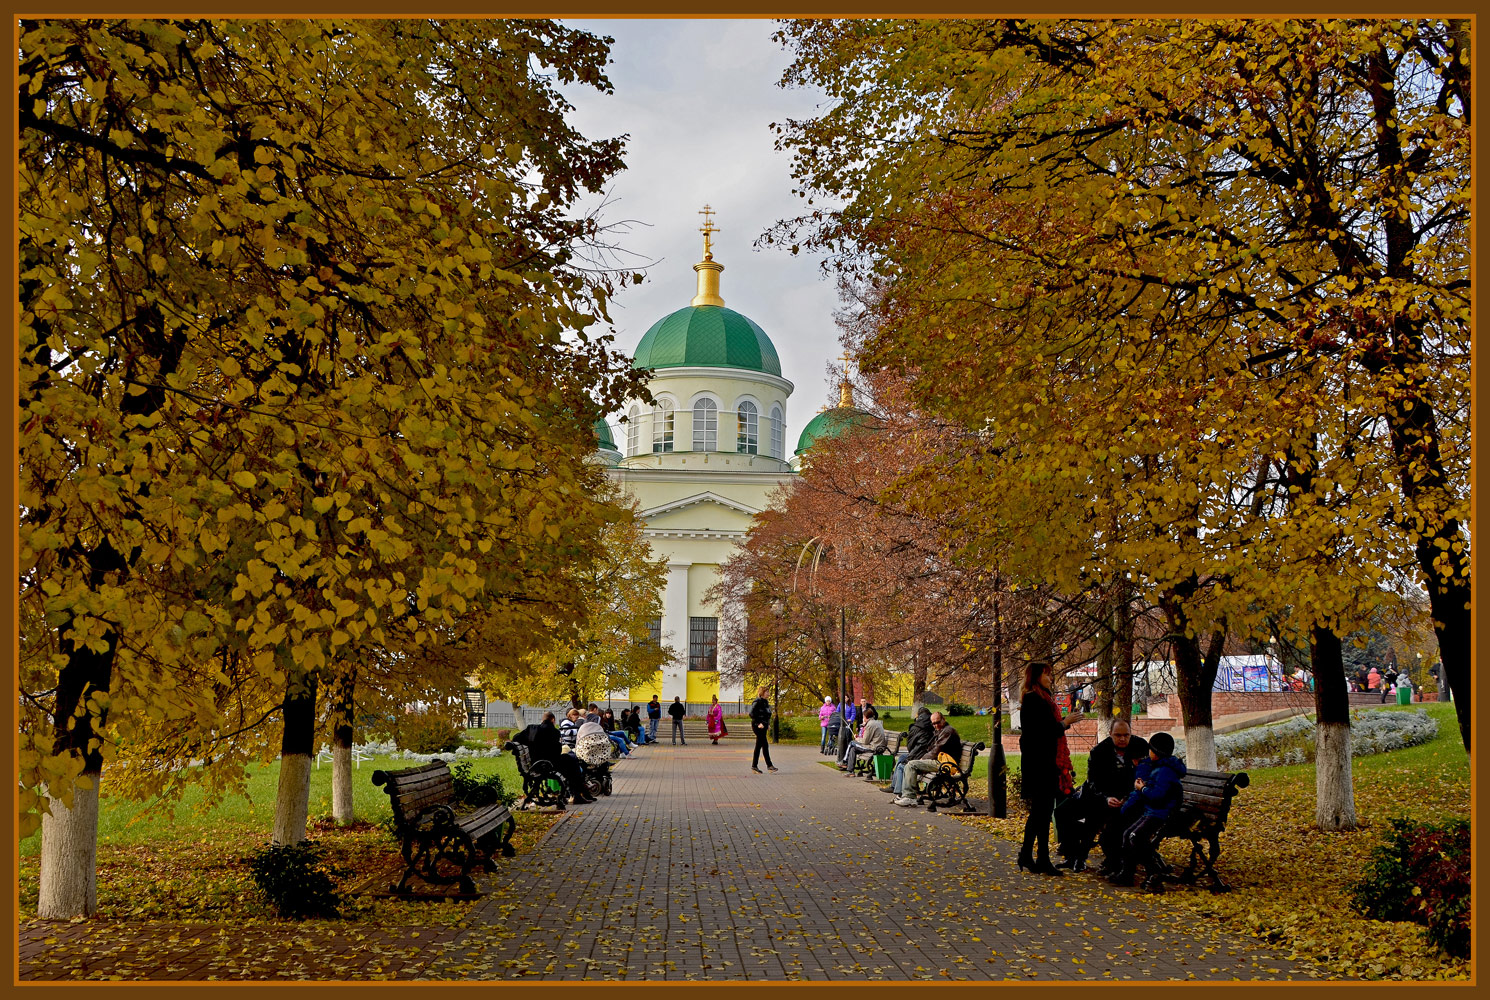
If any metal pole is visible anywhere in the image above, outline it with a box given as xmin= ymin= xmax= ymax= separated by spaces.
xmin=772 ymin=639 xmax=781 ymax=743
xmin=839 ymin=606 xmax=849 ymax=756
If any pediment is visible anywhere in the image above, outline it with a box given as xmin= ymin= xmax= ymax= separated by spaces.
xmin=639 ymin=491 xmax=762 ymax=520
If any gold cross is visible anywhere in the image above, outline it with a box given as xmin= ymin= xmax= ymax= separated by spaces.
xmin=698 ymin=204 xmax=720 ymax=259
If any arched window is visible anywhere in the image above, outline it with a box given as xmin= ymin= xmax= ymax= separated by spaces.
xmin=626 ymin=405 xmax=640 ymax=456
xmin=652 ymin=399 xmax=674 ymax=453
xmin=770 ymin=405 xmax=784 ymax=459
xmin=736 ymin=400 xmax=758 ymax=454
xmin=692 ymin=398 xmax=718 ymax=452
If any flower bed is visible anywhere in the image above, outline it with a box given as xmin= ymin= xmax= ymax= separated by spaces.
xmin=1174 ymin=709 xmax=1438 ymax=770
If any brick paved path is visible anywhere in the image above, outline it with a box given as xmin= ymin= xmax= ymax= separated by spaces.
xmin=426 ymin=744 xmax=1321 ymax=981
xmin=18 ymin=743 xmax=1322 ymax=981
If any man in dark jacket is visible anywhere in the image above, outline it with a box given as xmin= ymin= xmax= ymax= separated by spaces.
xmin=668 ymin=696 xmax=687 ymax=745
xmin=748 ymin=686 xmax=777 ymax=772
xmin=894 ymin=713 xmax=962 ymax=806
xmin=647 ymin=696 xmax=663 ymax=741
xmin=884 ymin=707 xmax=934 ymax=795
xmin=1060 ymin=720 xmax=1149 ymax=871
xmin=515 ymin=712 xmax=592 ymax=804
xmin=1107 ymin=731 xmax=1186 ymax=885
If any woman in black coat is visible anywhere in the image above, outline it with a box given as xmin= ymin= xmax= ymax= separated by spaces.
xmin=1019 ymin=660 xmax=1083 ymax=875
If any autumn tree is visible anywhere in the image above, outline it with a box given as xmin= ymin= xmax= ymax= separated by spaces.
xmin=478 ymin=494 xmax=670 ymax=712
xmin=19 ymin=18 xmax=646 ymax=917
xmin=773 ymin=19 xmax=1471 ymax=757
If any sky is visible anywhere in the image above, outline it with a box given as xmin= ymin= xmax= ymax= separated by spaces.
xmin=558 ymin=19 xmax=848 ymax=447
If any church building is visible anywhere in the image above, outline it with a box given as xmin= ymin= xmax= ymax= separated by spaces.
xmin=593 ymin=212 xmax=866 ymax=711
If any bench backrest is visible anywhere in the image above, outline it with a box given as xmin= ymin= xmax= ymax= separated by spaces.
xmin=957 ymin=740 xmax=985 ymax=776
xmin=1178 ymin=768 xmax=1249 ymax=828
xmin=504 ymin=741 xmax=536 ymax=777
xmin=371 ymin=760 xmax=454 ymax=830
xmin=883 ymin=731 xmax=904 ymax=755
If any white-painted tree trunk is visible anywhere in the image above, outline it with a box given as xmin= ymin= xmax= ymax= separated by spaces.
xmin=37 ymin=776 xmax=100 ymax=919
xmin=1315 ymin=721 xmax=1357 ymax=831
xmin=272 ymin=753 xmax=313 ymax=845
xmin=1182 ymin=724 xmax=1217 ymax=771
xmin=911 ymin=701 xmax=924 ymax=719
xmin=512 ymin=703 xmax=526 ymax=729
xmin=331 ymin=745 xmax=354 ymax=826
xmin=1096 ymin=716 xmax=1113 ymax=742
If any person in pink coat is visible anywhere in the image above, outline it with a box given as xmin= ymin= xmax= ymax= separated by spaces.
xmin=706 ymin=695 xmax=727 ymax=744
xmin=819 ymin=696 xmax=837 ymax=754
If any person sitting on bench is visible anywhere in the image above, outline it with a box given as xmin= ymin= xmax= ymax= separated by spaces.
xmin=1057 ymin=719 xmax=1149 ymax=872
xmin=516 ymin=712 xmax=593 ymax=804
xmin=1105 ymin=731 xmax=1186 ymax=886
xmin=839 ymin=706 xmax=888 ymax=774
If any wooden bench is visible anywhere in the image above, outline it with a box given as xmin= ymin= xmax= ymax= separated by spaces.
xmin=371 ymin=759 xmax=515 ymax=896
xmin=914 ymin=741 xmax=986 ymax=813
xmin=1143 ymin=768 xmax=1250 ymax=893
xmin=850 ymin=731 xmax=904 ymax=777
xmin=504 ymin=740 xmax=568 ymax=810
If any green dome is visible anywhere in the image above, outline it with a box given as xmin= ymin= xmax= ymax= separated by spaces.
xmin=632 ymin=305 xmax=781 ymax=376
xmin=795 ymin=406 xmax=874 ymax=455
xmin=593 ymin=417 xmax=618 ymax=452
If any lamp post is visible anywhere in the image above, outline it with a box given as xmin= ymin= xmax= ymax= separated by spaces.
xmin=793 ymin=535 xmax=852 ymax=757
xmin=770 ymin=599 xmax=784 ymax=744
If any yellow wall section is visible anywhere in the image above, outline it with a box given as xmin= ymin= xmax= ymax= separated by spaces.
xmin=628 ymin=670 xmax=667 ymax=705
xmin=686 ymin=671 xmax=720 ymax=703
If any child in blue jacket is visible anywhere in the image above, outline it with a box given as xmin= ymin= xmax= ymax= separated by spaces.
xmin=1106 ymin=731 xmax=1187 ymax=886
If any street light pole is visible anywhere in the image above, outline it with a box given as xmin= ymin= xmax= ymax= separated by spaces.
xmin=839 ymin=606 xmax=849 ymax=757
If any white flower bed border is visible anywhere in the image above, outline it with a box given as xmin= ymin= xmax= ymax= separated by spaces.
xmin=1174 ymin=709 xmax=1437 ymax=770
xmin=318 ymin=739 xmax=503 ymax=763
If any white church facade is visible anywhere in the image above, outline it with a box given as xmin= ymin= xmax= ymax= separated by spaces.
xmin=593 ymin=217 xmax=804 ymax=709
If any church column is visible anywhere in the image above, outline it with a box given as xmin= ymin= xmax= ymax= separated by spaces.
xmin=662 ymin=561 xmax=691 ymax=702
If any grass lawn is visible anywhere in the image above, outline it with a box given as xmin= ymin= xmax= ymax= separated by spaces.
xmin=953 ymin=701 xmax=1470 ymax=981
xmin=19 ymin=752 xmax=552 ymax=927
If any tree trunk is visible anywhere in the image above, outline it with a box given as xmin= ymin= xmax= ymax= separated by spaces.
xmin=1167 ymin=590 xmax=1223 ymax=771
xmin=512 ymin=703 xmax=526 ymax=729
xmin=38 ymin=775 xmax=101 ymax=919
xmin=1311 ymin=626 xmax=1357 ymax=831
xmin=1114 ymin=589 xmax=1134 ymax=724
xmin=329 ymin=668 xmax=356 ymax=827
xmin=1095 ymin=598 xmax=1116 ymax=741
xmin=38 ymin=539 xmax=125 ymax=919
xmin=912 ymin=640 xmax=927 ymax=715
xmin=272 ymin=667 xmax=318 ymax=845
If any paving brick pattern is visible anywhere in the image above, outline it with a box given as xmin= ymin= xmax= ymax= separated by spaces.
xmin=427 ymin=744 xmax=1322 ymax=981
xmin=19 ymin=743 xmax=1323 ymax=981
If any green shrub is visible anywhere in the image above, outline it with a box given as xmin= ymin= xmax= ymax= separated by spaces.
xmin=776 ymin=716 xmax=799 ymax=739
xmin=394 ymin=710 xmax=462 ymax=754
xmin=946 ymin=701 xmax=975 ymax=717
xmin=245 ymin=840 xmax=346 ymax=920
xmin=449 ymin=760 xmax=516 ymax=808
xmin=1351 ymin=816 xmax=1471 ymax=959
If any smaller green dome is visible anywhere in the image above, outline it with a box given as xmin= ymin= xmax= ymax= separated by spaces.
xmin=593 ymin=417 xmax=618 ymax=452
xmin=795 ymin=406 xmax=874 ymax=456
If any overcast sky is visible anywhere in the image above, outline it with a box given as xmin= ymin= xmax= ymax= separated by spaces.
xmin=559 ymin=19 xmax=848 ymax=446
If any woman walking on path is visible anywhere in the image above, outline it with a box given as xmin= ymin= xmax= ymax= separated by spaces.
xmin=750 ymin=686 xmax=778 ymax=773
xmin=1019 ymin=660 xmax=1084 ymax=876
xmin=706 ymin=695 xmax=727 ymax=744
